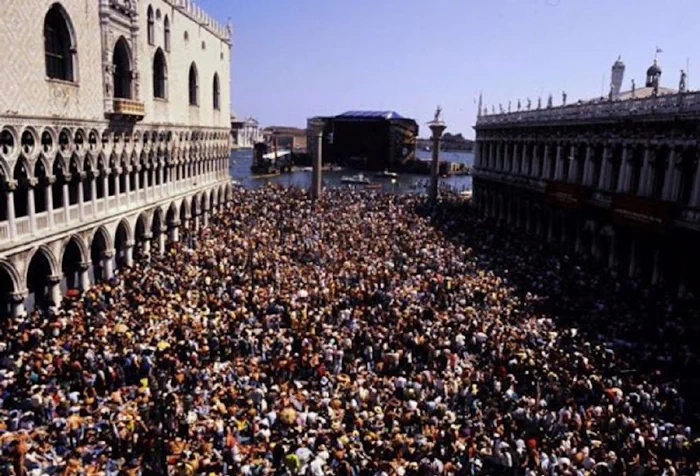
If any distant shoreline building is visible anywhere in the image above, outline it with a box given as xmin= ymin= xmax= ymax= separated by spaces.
xmin=264 ymin=126 xmax=307 ymax=153
xmin=231 ymin=116 xmax=263 ymax=148
xmin=0 ymin=0 xmax=233 ymax=316
xmin=473 ymin=57 xmax=700 ymax=296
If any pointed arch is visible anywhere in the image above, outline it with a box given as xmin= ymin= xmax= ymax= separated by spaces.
xmin=147 ymin=5 xmax=155 ymax=45
xmin=212 ymin=72 xmax=221 ymax=110
xmin=44 ymin=3 xmax=77 ymax=82
xmin=164 ymin=15 xmax=171 ymax=51
xmin=188 ymin=62 xmax=199 ymax=106
xmin=153 ymin=48 xmax=168 ymax=99
xmin=113 ymin=37 xmax=133 ymax=99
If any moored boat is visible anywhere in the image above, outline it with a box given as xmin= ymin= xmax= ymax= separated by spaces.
xmin=376 ymin=170 xmax=399 ymax=178
xmin=341 ymin=173 xmax=371 ymax=185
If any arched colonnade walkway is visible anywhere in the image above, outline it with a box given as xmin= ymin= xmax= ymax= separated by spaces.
xmin=0 ymin=183 xmax=233 ymax=317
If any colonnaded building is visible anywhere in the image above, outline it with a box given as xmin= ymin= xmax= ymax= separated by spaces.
xmin=0 ymin=0 xmax=234 ymax=316
xmin=473 ymin=58 xmax=700 ymax=297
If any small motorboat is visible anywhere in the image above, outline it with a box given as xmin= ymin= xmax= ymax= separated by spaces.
xmin=376 ymin=170 xmax=399 ymax=178
xmin=364 ymin=183 xmax=382 ymax=190
xmin=341 ymin=173 xmax=371 ymax=185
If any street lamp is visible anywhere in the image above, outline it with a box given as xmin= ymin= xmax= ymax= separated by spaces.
xmin=427 ymin=106 xmax=447 ymax=202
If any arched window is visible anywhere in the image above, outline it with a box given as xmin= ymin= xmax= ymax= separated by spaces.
xmin=213 ymin=73 xmax=221 ymax=110
xmin=153 ymin=49 xmax=167 ymax=99
xmin=113 ymin=37 xmax=132 ymax=99
xmin=147 ymin=5 xmax=154 ymax=45
xmin=164 ymin=15 xmax=171 ymax=52
xmin=188 ymin=63 xmax=199 ymax=106
xmin=44 ymin=3 xmax=75 ymax=81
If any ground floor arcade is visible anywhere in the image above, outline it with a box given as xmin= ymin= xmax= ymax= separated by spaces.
xmin=0 ymin=182 xmax=234 ymax=317
xmin=473 ymin=180 xmax=700 ymax=297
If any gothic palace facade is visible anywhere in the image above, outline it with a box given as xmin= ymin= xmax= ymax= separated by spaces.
xmin=473 ymin=59 xmax=700 ymax=296
xmin=0 ymin=0 xmax=234 ymax=316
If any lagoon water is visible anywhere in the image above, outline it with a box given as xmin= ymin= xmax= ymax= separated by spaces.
xmin=228 ymin=148 xmax=473 ymax=194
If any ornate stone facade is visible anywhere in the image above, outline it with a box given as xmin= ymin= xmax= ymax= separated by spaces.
xmin=473 ymin=79 xmax=700 ymax=296
xmin=0 ymin=0 xmax=233 ymax=316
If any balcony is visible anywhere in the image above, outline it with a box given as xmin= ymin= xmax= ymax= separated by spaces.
xmin=111 ymin=98 xmax=145 ymax=121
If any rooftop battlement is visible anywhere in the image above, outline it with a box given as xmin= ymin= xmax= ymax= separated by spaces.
xmin=167 ymin=0 xmax=232 ymax=43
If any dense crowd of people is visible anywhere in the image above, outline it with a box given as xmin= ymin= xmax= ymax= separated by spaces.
xmin=0 ymin=185 xmax=698 ymax=475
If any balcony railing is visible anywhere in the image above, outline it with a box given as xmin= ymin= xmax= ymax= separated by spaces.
xmin=1 ymin=175 xmax=230 ymax=250
xmin=111 ymin=98 xmax=145 ymax=120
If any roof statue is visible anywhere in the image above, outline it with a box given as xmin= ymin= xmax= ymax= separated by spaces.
xmin=631 ymin=79 xmax=636 ymax=98
xmin=526 ymin=98 xmax=531 ymax=110
xmin=547 ymin=94 xmax=553 ymax=109
xmin=499 ymin=103 xmax=504 ymax=113
xmin=537 ymin=97 xmax=542 ymax=109
xmin=517 ymin=99 xmax=521 ymax=111
xmin=477 ymin=93 xmax=483 ymax=117
xmin=609 ymin=82 xmax=614 ymax=101
xmin=492 ymin=105 xmax=496 ymax=114
xmin=680 ymin=70 xmax=687 ymax=93
xmin=562 ymin=91 xmax=567 ymax=106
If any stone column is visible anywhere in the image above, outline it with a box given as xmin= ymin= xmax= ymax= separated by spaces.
xmin=554 ymin=144 xmax=564 ymax=180
xmin=690 ymin=157 xmax=700 ymax=207
xmin=170 ymin=221 xmax=180 ymax=243
xmin=103 ymin=249 xmax=115 ymax=280
xmin=114 ymin=168 xmax=121 ymax=206
xmin=123 ymin=168 xmax=130 ymax=207
xmin=10 ymin=291 xmax=27 ymax=318
xmin=157 ymin=232 xmax=166 ymax=257
xmin=78 ymin=262 xmax=91 ymax=291
xmin=62 ymin=176 xmax=70 ymax=222
xmin=511 ymin=143 xmax=519 ymax=174
xmin=48 ymin=274 xmax=62 ymax=311
xmin=542 ymin=145 xmax=551 ymax=180
xmin=530 ymin=144 xmax=540 ymax=177
xmin=90 ymin=172 xmax=97 ymax=218
xmin=616 ymin=146 xmax=630 ymax=192
xmin=639 ymin=147 xmax=652 ymax=196
xmin=46 ymin=176 xmax=55 ymax=228
xmin=141 ymin=233 xmax=152 ymax=257
xmin=27 ymin=178 xmax=37 ymax=234
xmin=125 ymin=241 xmax=134 ymax=267
xmin=6 ymin=182 xmax=17 ymax=239
xmin=597 ymin=146 xmax=610 ymax=190
xmin=662 ymin=149 xmax=677 ymax=201
xmin=521 ymin=144 xmax=528 ymax=175
xmin=312 ymin=130 xmax=322 ymax=200
xmin=202 ymin=206 xmax=210 ymax=228
xmin=582 ymin=145 xmax=593 ymax=185
xmin=77 ymin=172 xmax=85 ymax=221
xmin=102 ymin=170 xmax=109 ymax=210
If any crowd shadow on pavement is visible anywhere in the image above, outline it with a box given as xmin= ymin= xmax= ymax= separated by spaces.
xmin=415 ymin=196 xmax=700 ymax=425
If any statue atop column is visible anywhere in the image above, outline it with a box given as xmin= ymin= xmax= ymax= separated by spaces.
xmin=680 ymin=69 xmax=687 ymax=93
xmin=433 ymin=105 xmax=442 ymax=122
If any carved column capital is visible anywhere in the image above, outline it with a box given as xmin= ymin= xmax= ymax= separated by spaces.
xmin=10 ymin=291 xmax=28 ymax=303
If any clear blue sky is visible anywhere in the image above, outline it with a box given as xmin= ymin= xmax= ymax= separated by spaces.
xmin=198 ymin=0 xmax=697 ymax=138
